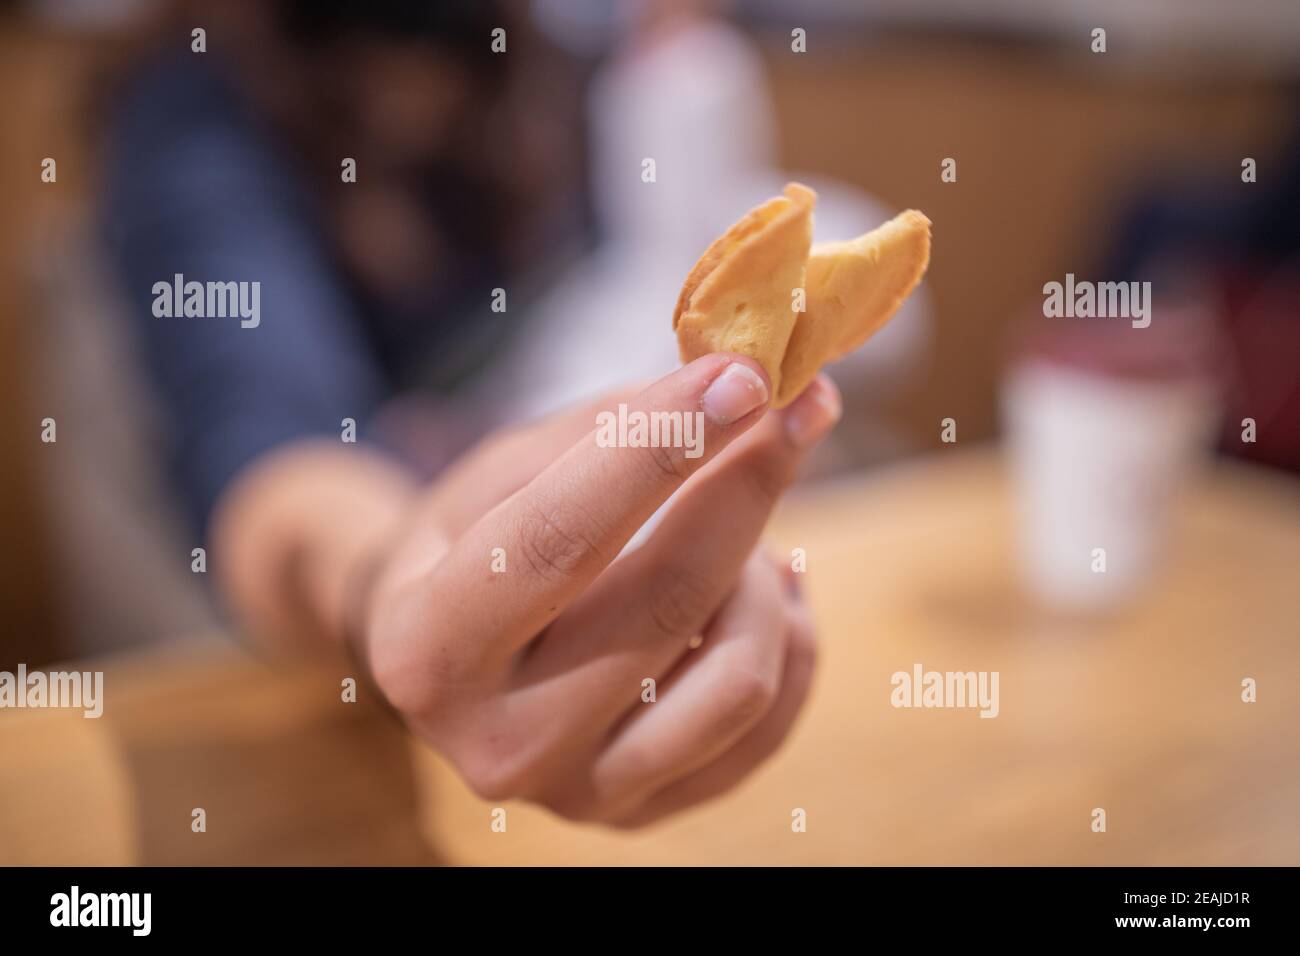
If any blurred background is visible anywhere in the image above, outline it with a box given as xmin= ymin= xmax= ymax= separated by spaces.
xmin=4 ymin=0 xmax=1294 ymax=663
xmin=1 ymin=0 xmax=1298 ymax=866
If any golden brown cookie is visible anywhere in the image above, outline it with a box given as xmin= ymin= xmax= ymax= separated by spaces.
xmin=672 ymin=183 xmax=815 ymax=400
xmin=776 ymin=210 xmax=932 ymax=405
xmin=673 ymin=183 xmax=930 ymax=408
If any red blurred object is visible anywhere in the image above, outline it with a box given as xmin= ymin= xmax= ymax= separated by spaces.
xmin=1217 ymin=262 xmax=1300 ymax=473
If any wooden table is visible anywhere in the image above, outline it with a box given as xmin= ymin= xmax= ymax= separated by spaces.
xmin=3 ymin=449 xmax=1298 ymax=865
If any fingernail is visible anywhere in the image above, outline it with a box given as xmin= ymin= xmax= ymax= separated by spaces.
xmin=702 ymin=362 xmax=769 ymax=425
xmin=783 ymin=379 xmax=841 ymax=449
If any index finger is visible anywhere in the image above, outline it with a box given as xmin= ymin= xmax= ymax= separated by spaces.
xmin=412 ymin=354 xmax=772 ymax=674
xmin=426 ymin=384 xmax=647 ymax=538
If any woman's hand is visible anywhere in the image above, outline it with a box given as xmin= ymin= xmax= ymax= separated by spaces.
xmin=358 ymin=354 xmax=840 ymax=826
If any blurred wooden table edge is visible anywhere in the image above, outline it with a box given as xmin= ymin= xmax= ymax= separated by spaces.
xmin=2 ymin=447 xmax=1297 ymax=865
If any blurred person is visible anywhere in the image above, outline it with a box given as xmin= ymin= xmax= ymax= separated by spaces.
xmin=101 ymin=0 xmax=840 ymax=826
xmin=490 ymin=0 xmax=931 ymax=439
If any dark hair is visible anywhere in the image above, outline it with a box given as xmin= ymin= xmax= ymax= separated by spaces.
xmin=277 ymin=0 xmax=504 ymax=70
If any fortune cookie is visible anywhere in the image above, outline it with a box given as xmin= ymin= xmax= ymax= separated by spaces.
xmin=673 ymin=182 xmax=931 ymax=407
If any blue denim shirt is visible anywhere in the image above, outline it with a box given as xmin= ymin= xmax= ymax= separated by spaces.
xmin=101 ymin=53 xmax=508 ymax=539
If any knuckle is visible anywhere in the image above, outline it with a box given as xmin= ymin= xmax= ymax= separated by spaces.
xmin=590 ymin=802 xmax=658 ymax=830
xmin=536 ymin=773 xmax=612 ymax=824
xmin=461 ymin=764 xmax=524 ymax=804
xmin=639 ymin=439 xmax=692 ymax=485
xmin=714 ymin=662 xmax=780 ymax=730
xmin=644 ymin=565 xmax=718 ymax=639
xmin=371 ymin=650 xmax=437 ymax=721
xmin=369 ymin=626 xmax=475 ymax=722
xmin=516 ymin=500 xmax=597 ymax=583
xmin=456 ymin=736 xmax=537 ymax=803
xmin=541 ymin=791 xmax=602 ymax=824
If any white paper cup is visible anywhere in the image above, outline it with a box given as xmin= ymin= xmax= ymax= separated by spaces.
xmin=1003 ymin=359 xmax=1215 ymax=612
